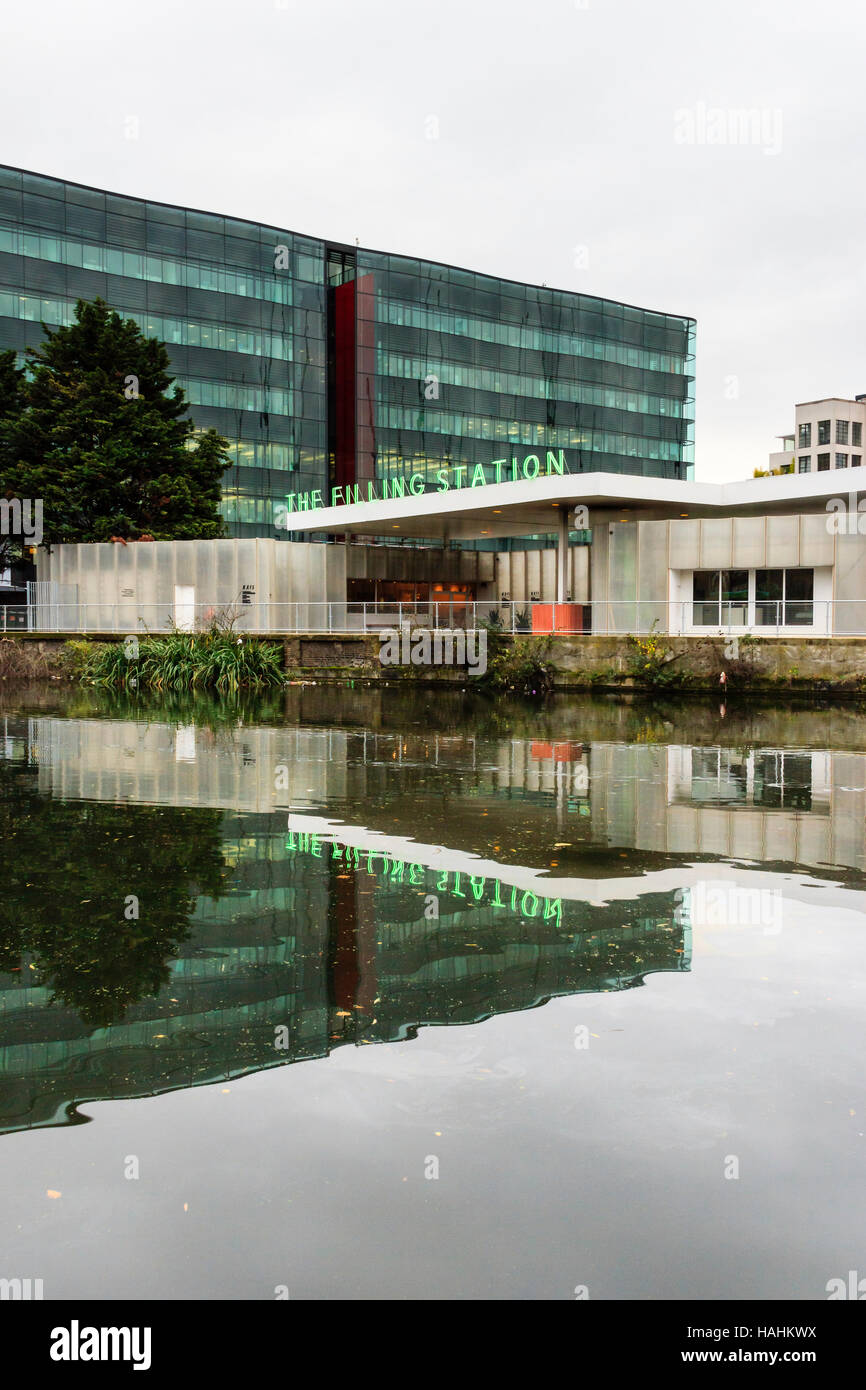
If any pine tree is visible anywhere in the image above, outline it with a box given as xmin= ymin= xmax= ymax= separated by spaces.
xmin=0 ymin=299 xmax=230 ymax=545
xmin=0 ymin=348 xmax=26 ymax=567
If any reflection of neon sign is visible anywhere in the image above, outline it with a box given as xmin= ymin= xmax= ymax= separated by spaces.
xmin=286 ymin=831 xmax=562 ymax=921
xmin=276 ymin=449 xmax=568 ymax=521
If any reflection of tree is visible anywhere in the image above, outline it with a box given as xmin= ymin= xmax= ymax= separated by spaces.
xmin=0 ymin=762 xmax=231 ymax=1028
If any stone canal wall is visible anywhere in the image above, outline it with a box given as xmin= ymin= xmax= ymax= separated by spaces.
xmin=7 ymin=631 xmax=866 ymax=693
xmin=282 ymin=632 xmax=866 ymax=693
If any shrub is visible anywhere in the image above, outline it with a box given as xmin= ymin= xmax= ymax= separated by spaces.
xmin=625 ymin=624 xmax=686 ymax=687
xmin=81 ymin=630 xmax=285 ymax=693
xmin=58 ymin=639 xmax=100 ymax=681
xmin=475 ymin=633 xmax=555 ymax=696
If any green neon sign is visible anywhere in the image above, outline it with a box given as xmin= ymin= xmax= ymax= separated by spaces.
xmin=275 ymin=449 xmax=568 ymax=525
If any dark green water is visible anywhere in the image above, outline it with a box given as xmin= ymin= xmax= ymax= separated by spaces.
xmin=1 ymin=686 xmax=864 ymax=1299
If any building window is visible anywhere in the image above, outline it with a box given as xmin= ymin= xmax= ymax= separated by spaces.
xmin=690 ymin=748 xmax=748 ymax=805
xmin=692 ymin=570 xmax=720 ymax=626
xmin=836 ymin=420 xmax=849 ymax=445
xmin=755 ymin=568 xmax=814 ymax=626
xmin=692 ymin=570 xmax=748 ymax=626
xmin=853 ymin=422 xmax=862 ymax=447
xmin=754 ymin=752 xmax=813 ymax=810
xmin=785 ymin=569 xmax=814 ymax=626
xmin=798 ymin=455 xmax=811 ymax=472
xmin=686 ymin=749 xmax=813 ymax=810
xmin=836 ymin=452 xmax=849 ymax=467
xmin=721 ymin=570 xmax=748 ymax=623
xmin=798 ymin=422 xmax=811 ymax=448
xmin=817 ymin=453 xmax=830 ymax=470
xmin=853 ymin=455 xmax=862 ymax=467
xmin=818 ymin=420 xmax=831 ymax=445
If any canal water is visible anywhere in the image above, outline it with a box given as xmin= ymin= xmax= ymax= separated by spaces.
xmin=0 ymin=686 xmax=864 ymax=1299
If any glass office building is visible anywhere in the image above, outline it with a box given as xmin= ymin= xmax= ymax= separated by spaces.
xmin=0 ymin=165 xmax=695 ymax=540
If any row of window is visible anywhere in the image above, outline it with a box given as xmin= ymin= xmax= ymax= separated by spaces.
xmin=0 ymin=293 xmax=328 ymax=366
xmin=377 ymin=297 xmax=690 ymax=377
xmin=5 ymin=343 xmax=324 ymax=425
xmin=218 ymin=440 xmax=297 ymax=472
xmin=378 ymin=407 xmax=685 ymax=456
xmin=376 ymin=425 xmax=684 ymax=464
xmin=378 ymin=408 xmax=593 ymax=449
xmin=219 ymin=495 xmax=282 ymax=525
xmin=799 ymin=419 xmax=863 ymax=448
xmin=378 ymin=351 xmax=684 ymax=417
xmin=2 ymin=358 xmax=299 ymax=422
xmin=692 ymin=568 xmax=814 ymax=626
xmin=360 ymin=257 xmax=694 ymax=352
xmin=0 ymin=290 xmax=296 ymax=360
xmin=798 ymin=454 xmax=862 ymax=472
xmin=0 ymin=224 xmax=294 ymax=303
xmin=362 ymin=253 xmax=680 ymax=323
xmin=176 ymin=376 xmax=290 ymax=416
xmin=1 ymin=169 xmax=323 ymax=244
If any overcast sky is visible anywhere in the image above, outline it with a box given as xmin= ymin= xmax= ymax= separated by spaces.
xmin=2 ymin=0 xmax=863 ymax=481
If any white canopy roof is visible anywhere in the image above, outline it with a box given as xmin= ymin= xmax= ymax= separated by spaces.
xmin=283 ymin=469 xmax=855 ymax=542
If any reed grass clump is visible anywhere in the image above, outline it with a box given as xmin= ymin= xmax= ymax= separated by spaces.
xmin=82 ymin=630 xmax=285 ymax=693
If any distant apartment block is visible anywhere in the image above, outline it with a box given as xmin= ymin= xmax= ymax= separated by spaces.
xmin=769 ymin=396 xmax=866 ymax=476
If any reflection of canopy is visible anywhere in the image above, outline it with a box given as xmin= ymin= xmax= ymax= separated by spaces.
xmin=286 ymin=811 xmax=795 ymax=906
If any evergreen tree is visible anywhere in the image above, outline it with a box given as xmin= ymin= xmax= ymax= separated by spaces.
xmin=0 ymin=299 xmax=230 ymax=545
xmin=0 ymin=348 xmax=25 ymax=567
xmin=0 ymin=347 xmax=24 ymax=419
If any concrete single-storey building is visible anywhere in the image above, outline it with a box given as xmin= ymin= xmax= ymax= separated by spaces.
xmin=31 ymin=467 xmax=866 ymax=636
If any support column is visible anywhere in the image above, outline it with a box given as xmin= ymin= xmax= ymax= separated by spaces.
xmin=556 ymin=506 xmax=570 ymax=603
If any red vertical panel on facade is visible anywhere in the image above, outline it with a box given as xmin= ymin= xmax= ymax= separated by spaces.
xmin=355 ymin=273 xmax=376 ymax=488
xmin=332 ymin=865 xmax=359 ymax=1012
xmin=330 ymin=864 xmax=379 ymax=1018
xmin=334 ymin=279 xmax=356 ymax=492
xmin=353 ymin=868 xmax=380 ymax=1017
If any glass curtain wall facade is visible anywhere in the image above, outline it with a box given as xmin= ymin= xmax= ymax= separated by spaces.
xmin=354 ymin=249 xmax=695 ymax=493
xmin=0 ymin=165 xmax=695 ymax=541
xmin=0 ymin=165 xmax=327 ymax=536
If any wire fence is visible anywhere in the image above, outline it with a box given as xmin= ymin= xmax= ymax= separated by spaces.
xmin=2 ymin=598 xmax=863 ymax=636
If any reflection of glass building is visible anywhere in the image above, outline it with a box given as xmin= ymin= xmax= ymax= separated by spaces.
xmin=0 ymin=718 xmax=689 ymax=1134
xmin=0 ymin=163 xmax=696 ymax=539
xmin=6 ymin=704 xmax=866 ymax=1135
xmin=0 ymin=796 xmax=689 ymax=1137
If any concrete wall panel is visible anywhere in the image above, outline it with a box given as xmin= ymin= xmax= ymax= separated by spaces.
xmin=766 ymin=514 xmax=800 ymax=567
xmin=699 ymin=517 xmax=734 ymax=570
xmin=669 ymin=519 xmax=700 ymax=569
xmin=732 ymin=516 xmax=766 ymax=569
xmin=800 ymin=512 xmax=835 ymax=568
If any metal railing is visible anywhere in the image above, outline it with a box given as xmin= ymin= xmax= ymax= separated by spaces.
xmin=0 ymin=607 xmax=29 ymax=631
xmin=2 ymin=598 xmax=863 ymax=636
